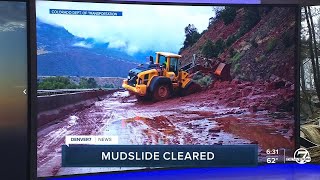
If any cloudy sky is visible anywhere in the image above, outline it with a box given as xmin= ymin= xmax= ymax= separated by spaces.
xmin=0 ymin=1 xmax=27 ymax=86
xmin=0 ymin=2 xmax=26 ymax=32
xmin=0 ymin=1 xmax=27 ymax=129
xmin=36 ymin=1 xmax=215 ymax=55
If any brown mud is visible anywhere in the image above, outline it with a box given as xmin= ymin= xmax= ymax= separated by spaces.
xmin=37 ymin=80 xmax=294 ymax=177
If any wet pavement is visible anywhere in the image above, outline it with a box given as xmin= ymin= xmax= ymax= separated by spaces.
xmin=37 ymin=87 xmax=295 ymax=177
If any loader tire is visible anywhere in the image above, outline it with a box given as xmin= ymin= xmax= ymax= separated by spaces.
xmin=153 ymin=84 xmax=170 ymax=101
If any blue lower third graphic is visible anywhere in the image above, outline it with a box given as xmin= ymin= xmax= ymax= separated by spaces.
xmin=49 ymin=9 xmax=122 ymax=16
xmin=62 ymin=145 xmax=258 ymax=167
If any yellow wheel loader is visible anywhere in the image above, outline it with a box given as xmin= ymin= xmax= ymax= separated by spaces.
xmin=122 ymin=52 xmax=200 ymax=101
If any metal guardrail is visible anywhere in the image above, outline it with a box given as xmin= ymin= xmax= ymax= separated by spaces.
xmin=37 ymin=88 xmax=121 ymax=96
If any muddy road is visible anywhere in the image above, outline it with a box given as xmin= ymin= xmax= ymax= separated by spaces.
xmin=37 ymin=81 xmax=295 ymax=177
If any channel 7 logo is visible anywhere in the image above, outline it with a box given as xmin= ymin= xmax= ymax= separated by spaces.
xmin=293 ymin=148 xmax=312 ymax=164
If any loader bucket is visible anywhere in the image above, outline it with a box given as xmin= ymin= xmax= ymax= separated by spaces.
xmin=181 ymin=81 xmax=202 ymax=96
xmin=214 ymin=63 xmax=231 ymax=81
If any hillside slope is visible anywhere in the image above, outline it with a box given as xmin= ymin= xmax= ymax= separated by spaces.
xmin=180 ymin=7 xmax=296 ymax=83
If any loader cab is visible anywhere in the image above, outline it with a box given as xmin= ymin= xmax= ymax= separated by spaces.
xmin=155 ymin=52 xmax=181 ymax=78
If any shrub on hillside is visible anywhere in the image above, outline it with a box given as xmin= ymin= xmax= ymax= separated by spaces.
xmin=201 ymin=40 xmax=216 ymax=58
xmin=226 ymin=35 xmax=237 ymax=47
xmin=201 ymin=39 xmax=225 ymax=58
xmin=215 ymin=38 xmax=225 ymax=53
xmin=266 ymin=38 xmax=278 ymax=53
xmin=233 ymin=63 xmax=241 ymax=74
xmin=231 ymin=52 xmax=243 ymax=63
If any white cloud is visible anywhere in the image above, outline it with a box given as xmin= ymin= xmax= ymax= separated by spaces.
xmin=0 ymin=21 xmax=25 ymax=32
xmin=107 ymin=39 xmax=127 ymax=49
xmin=36 ymin=1 xmax=214 ymax=55
xmin=73 ymin=41 xmax=92 ymax=48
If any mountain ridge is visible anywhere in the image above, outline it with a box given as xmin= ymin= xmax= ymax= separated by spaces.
xmin=36 ymin=19 xmax=153 ymax=77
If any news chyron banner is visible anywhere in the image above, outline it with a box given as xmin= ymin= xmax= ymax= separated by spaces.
xmin=62 ymin=135 xmax=258 ymax=167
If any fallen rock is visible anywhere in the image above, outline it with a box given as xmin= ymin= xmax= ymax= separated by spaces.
xmin=285 ymin=81 xmax=292 ymax=88
xmin=249 ymin=105 xmax=258 ymax=113
xmin=209 ymin=127 xmax=221 ymax=133
xmin=270 ymin=74 xmax=280 ymax=81
xmin=290 ymin=84 xmax=295 ymax=91
xmin=241 ymin=87 xmax=252 ymax=97
xmin=274 ymin=81 xmax=286 ymax=89
xmin=257 ymin=104 xmax=266 ymax=111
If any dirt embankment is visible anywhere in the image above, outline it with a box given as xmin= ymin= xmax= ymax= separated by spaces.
xmin=180 ymin=7 xmax=296 ymax=82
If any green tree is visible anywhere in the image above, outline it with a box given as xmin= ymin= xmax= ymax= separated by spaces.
xmin=220 ymin=7 xmax=237 ymax=25
xmin=38 ymin=76 xmax=77 ymax=90
xmin=87 ymin=78 xmax=98 ymax=88
xmin=182 ymin=24 xmax=201 ymax=50
xmin=79 ymin=78 xmax=88 ymax=88
xmin=104 ymin=83 xmax=115 ymax=88
xmin=212 ymin=6 xmax=224 ymax=19
xmin=208 ymin=17 xmax=217 ymax=28
xmin=79 ymin=78 xmax=98 ymax=89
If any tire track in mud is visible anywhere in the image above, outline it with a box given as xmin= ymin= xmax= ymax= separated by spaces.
xmin=37 ymin=102 xmax=107 ymax=177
